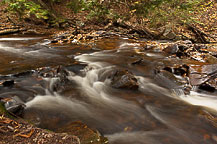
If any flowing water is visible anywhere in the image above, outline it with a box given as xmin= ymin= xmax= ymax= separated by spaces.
xmin=0 ymin=34 xmax=217 ymax=144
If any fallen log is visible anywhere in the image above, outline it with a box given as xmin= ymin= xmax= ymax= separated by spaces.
xmin=113 ymin=21 xmax=156 ymax=39
xmin=0 ymin=28 xmax=20 ymax=35
xmin=187 ymin=24 xmax=210 ymax=43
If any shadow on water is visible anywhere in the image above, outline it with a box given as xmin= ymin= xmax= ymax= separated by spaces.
xmin=0 ymin=34 xmax=217 ymax=144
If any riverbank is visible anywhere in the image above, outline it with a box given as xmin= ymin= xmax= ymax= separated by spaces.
xmin=0 ymin=107 xmax=80 ymax=144
xmin=0 ymin=1 xmax=216 ymax=43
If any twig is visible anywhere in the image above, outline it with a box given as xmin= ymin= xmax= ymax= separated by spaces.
xmin=0 ymin=127 xmax=7 ymax=133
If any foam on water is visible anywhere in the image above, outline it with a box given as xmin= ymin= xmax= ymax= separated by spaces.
xmin=0 ymin=43 xmax=24 ymax=53
xmin=179 ymin=91 xmax=217 ymax=111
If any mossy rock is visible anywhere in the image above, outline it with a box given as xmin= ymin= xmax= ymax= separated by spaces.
xmin=0 ymin=102 xmax=14 ymax=118
xmin=0 ymin=102 xmax=7 ymax=115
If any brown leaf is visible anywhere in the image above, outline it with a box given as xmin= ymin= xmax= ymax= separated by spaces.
xmin=15 ymin=129 xmax=35 ymax=138
xmin=0 ymin=119 xmax=13 ymax=124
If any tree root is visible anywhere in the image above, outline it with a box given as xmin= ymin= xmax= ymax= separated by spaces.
xmin=113 ymin=21 xmax=156 ymax=39
xmin=187 ymin=24 xmax=216 ymax=43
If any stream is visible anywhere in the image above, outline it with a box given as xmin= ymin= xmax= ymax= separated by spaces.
xmin=0 ymin=34 xmax=217 ymax=144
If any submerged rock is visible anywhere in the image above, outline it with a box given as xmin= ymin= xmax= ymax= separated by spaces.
xmin=56 ymin=121 xmax=108 ymax=144
xmin=2 ymin=80 xmax=14 ymax=87
xmin=109 ymin=69 xmax=139 ymax=90
xmin=198 ymin=83 xmax=216 ymax=93
xmin=163 ymin=44 xmax=179 ymax=54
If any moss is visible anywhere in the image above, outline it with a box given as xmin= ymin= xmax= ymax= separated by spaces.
xmin=0 ymin=102 xmax=14 ymax=119
xmin=0 ymin=102 xmax=7 ymax=114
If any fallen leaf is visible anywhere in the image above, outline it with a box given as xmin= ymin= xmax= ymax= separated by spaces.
xmin=15 ymin=129 xmax=35 ymax=138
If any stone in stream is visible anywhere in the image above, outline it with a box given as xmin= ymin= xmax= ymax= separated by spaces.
xmin=162 ymin=65 xmax=189 ymax=77
xmin=37 ymin=66 xmax=74 ymax=92
xmin=189 ymin=64 xmax=217 ymax=86
xmin=1 ymin=96 xmax=25 ymax=116
xmin=198 ymin=83 xmax=216 ymax=93
xmin=163 ymin=44 xmax=179 ymax=54
xmin=173 ymin=67 xmax=187 ymax=76
xmin=154 ymin=69 xmax=187 ymax=89
xmin=131 ymin=58 xmax=144 ymax=65
xmin=162 ymin=40 xmax=195 ymax=58
xmin=13 ymin=70 xmax=35 ymax=77
xmin=53 ymin=66 xmax=74 ymax=92
xmin=189 ymin=64 xmax=217 ymax=92
xmin=2 ymin=80 xmax=14 ymax=87
xmin=178 ymin=44 xmax=189 ymax=52
xmin=163 ymin=67 xmax=173 ymax=73
xmin=109 ymin=69 xmax=139 ymax=90
xmin=37 ymin=66 xmax=69 ymax=78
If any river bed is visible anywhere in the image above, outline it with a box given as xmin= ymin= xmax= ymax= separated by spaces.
xmin=0 ymin=34 xmax=217 ymax=144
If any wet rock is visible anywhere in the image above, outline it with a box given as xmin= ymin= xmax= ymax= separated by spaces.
xmin=155 ymin=70 xmax=186 ymax=89
xmin=131 ymin=58 xmax=143 ymax=65
xmin=2 ymin=80 xmax=14 ymax=87
xmin=109 ymin=69 xmax=139 ymax=90
xmin=201 ymin=64 xmax=217 ymax=75
xmin=189 ymin=73 xmax=208 ymax=86
xmin=163 ymin=67 xmax=173 ymax=73
xmin=13 ymin=70 xmax=35 ymax=77
xmin=178 ymin=45 xmax=189 ymax=52
xmin=163 ymin=44 xmax=179 ymax=54
xmin=176 ymin=42 xmax=191 ymax=58
xmin=56 ymin=66 xmax=70 ymax=78
xmin=50 ymin=39 xmax=58 ymax=43
xmin=189 ymin=64 xmax=217 ymax=86
xmin=204 ymin=55 xmax=217 ymax=64
xmin=2 ymin=96 xmax=25 ymax=116
xmin=183 ymin=85 xmax=192 ymax=95
xmin=37 ymin=66 xmax=69 ymax=79
xmin=176 ymin=51 xmax=188 ymax=58
xmin=66 ymin=63 xmax=87 ymax=76
xmin=19 ymin=66 xmax=74 ymax=93
xmin=162 ymin=65 xmax=189 ymax=76
xmin=6 ymin=104 xmax=25 ymax=116
xmin=37 ymin=67 xmax=55 ymax=77
xmin=198 ymin=83 xmax=216 ymax=93
xmin=173 ymin=68 xmax=187 ymax=76
xmin=52 ymin=78 xmax=72 ymax=92
xmin=53 ymin=66 xmax=74 ymax=92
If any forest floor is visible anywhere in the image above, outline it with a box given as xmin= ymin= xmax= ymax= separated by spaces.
xmin=0 ymin=1 xmax=216 ymax=43
xmin=0 ymin=113 xmax=80 ymax=144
